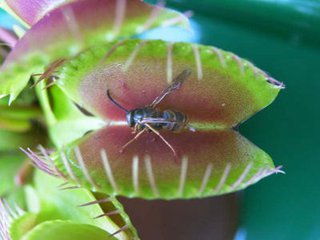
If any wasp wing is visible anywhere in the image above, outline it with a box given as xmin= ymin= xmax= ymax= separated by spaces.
xmin=141 ymin=117 xmax=194 ymax=132
xmin=140 ymin=117 xmax=177 ymax=124
xmin=149 ymin=69 xmax=191 ymax=108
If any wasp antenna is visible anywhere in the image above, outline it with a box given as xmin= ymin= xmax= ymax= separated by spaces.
xmin=106 ymin=90 xmax=129 ymax=112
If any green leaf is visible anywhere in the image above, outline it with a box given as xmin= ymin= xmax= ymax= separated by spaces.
xmin=10 ymin=212 xmax=38 ymax=240
xmin=30 ymin=170 xmax=139 ymax=239
xmin=21 ymin=220 xmax=117 ymax=240
xmin=0 ymin=153 xmax=24 ymax=195
xmin=0 ymin=101 xmax=41 ymax=132
xmin=0 ymin=127 xmax=47 ymax=151
xmin=34 ymin=84 xmax=104 ymax=148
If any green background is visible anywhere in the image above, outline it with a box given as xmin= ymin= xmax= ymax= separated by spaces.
xmin=146 ymin=0 xmax=320 ymax=239
xmin=157 ymin=1 xmax=320 ymax=240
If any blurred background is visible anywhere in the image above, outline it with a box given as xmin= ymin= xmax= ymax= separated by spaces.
xmin=144 ymin=1 xmax=320 ymax=239
xmin=1 ymin=0 xmax=320 ymax=239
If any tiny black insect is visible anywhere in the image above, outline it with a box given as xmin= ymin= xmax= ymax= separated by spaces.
xmin=107 ymin=69 xmax=194 ymax=156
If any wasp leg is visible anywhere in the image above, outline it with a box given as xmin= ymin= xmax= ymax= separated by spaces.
xmin=120 ymin=128 xmax=147 ymax=153
xmin=144 ymin=123 xmax=177 ymax=158
xmin=132 ymin=124 xmax=139 ymax=134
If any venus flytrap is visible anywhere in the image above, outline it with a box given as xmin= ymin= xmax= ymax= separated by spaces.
xmin=22 ymin=39 xmax=284 ymax=200
xmin=0 ymin=1 xmax=285 ymax=239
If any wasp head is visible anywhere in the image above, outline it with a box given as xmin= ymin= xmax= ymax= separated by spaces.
xmin=126 ymin=109 xmax=143 ymax=127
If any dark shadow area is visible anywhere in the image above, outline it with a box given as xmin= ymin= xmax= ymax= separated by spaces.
xmin=119 ymin=194 xmax=238 ymax=240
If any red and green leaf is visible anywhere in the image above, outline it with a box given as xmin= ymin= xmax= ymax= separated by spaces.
xmin=57 ymin=39 xmax=282 ymax=128
xmin=0 ymin=0 xmax=189 ymax=104
xmin=23 ymin=39 xmax=283 ymax=199
xmin=3 ymin=0 xmax=76 ymax=26
xmin=55 ymin=127 xmax=279 ymax=199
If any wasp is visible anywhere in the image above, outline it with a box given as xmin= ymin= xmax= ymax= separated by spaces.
xmin=107 ymin=69 xmax=195 ymax=157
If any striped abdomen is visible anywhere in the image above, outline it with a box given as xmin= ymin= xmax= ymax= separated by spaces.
xmin=162 ymin=110 xmax=187 ymax=132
